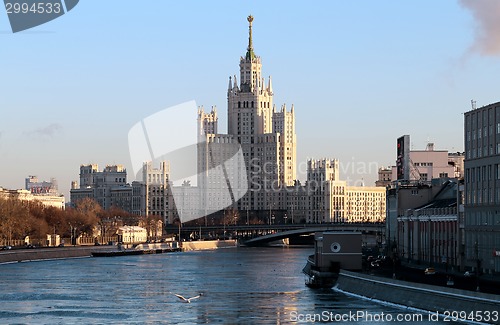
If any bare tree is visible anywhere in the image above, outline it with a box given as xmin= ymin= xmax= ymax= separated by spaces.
xmin=0 ymin=197 xmax=31 ymax=245
xmin=139 ymin=214 xmax=162 ymax=240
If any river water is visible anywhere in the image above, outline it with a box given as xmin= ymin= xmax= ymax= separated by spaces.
xmin=0 ymin=247 xmax=457 ymax=324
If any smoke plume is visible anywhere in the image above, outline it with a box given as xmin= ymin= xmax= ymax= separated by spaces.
xmin=460 ymin=0 xmax=500 ymax=56
xmin=28 ymin=123 xmax=63 ymax=138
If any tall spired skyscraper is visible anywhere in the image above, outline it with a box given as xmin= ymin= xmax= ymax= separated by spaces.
xmin=198 ymin=15 xmax=297 ymax=213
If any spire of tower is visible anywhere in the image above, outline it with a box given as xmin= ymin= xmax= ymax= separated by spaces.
xmin=267 ymin=76 xmax=273 ymax=94
xmin=228 ymin=76 xmax=232 ymax=90
xmin=245 ymin=15 xmax=255 ymax=60
xmin=234 ymin=74 xmax=238 ymax=90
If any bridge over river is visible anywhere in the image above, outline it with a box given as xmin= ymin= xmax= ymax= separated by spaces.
xmin=165 ymin=223 xmax=385 ymax=246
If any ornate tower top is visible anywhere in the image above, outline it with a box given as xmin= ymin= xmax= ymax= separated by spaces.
xmin=246 ymin=15 xmax=255 ymax=60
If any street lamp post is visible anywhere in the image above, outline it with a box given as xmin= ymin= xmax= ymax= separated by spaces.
xmin=69 ymin=223 xmax=74 ymax=246
xmin=178 ymin=221 xmax=181 ymax=248
xmin=268 ymin=204 xmax=271 ymax=226
xmin=451 ymin=235 xmax=455 ymax=271
xmin=475 ymin=240 xmax=480 ymax=292
xmin=128 ymin=225 xmax=134 ymax=249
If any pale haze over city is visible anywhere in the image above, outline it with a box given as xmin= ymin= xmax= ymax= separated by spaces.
xmin=1 ymin=0 xmax=500 ymax=197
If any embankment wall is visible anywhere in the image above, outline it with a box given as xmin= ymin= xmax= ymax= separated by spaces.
xmin=0 ymin=246 xmax=112 ymax=264
xmin=337 ymin=270 xmax=499 ymax=324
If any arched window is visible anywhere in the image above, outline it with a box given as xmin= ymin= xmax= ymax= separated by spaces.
xmin=238 ymin=101 xmax=241 ymax=108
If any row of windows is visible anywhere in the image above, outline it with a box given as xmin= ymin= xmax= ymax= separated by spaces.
xmin=465 ymin=164 xmax=500 ymax=183
xmin=467 ymin=124 xmax=500 ymax=140
xmin=414 ymin=162 xmax=433 ymax=167
xmin=346 ymin=192 xmax=385 ymax=197
xmin=466 ymin=143 xmax=500 ymax=159
xmin=465 ymin=186 xmax=500 ymax=205
xmin=237 ymin=101 xmax=271 ymax=109
xmin=464 ymin=211 xmax=498 ymax=226
xmin=465 ymin=104 xmax=500 ymax=125
xmin=465 ymin=106 xmax=500 ymax=160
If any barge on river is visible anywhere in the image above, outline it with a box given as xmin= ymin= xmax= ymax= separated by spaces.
xmin=303 ymin=232 xmax=362 ymax=288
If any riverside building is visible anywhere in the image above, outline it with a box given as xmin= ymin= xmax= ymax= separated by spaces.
xmin=70 ymin=162 xmax=174 ymax=224
xmin=305 ymin=159 xmax=385 ymax=223
xmin=464 ymin=101 xmax=500 ymax=274
xmin=0 ymin=187 xmax=65 ymax=209
xmin=70 ymin=164 xmax=132 ymax=211
xmin=197 ymin=15 xmax=296 ymax=218
xmin=69 ymin=16 xmax=386 ymax=226
xmin=195 ymin=17 xmax=384 ymax=224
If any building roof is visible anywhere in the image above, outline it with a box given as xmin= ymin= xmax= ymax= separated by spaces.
xmin=414 ymin=179 xmax=457 ymax=211
xmin=415 ymin=198 xmax=456 ymax=211
xmin=118 ymin=226 xmax=146 ymax=232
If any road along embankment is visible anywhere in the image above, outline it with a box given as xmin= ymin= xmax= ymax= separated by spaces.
xmin=0 ymin=246 xmax=113 ymax=264
xmin=336 ymin=270 xmax=499 ymax=324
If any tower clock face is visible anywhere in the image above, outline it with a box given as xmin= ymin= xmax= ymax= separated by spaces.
xmin=330 ymin=242 xmax=341 ymax=253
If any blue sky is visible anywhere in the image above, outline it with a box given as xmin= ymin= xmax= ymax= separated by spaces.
xmin=1 ymin=1 xmax=500 ymax=198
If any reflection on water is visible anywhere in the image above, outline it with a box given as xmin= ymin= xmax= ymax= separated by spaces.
xmin=0 ymin=247 xmax=456 ymax=324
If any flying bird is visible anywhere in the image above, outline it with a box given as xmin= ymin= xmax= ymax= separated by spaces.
xmin=174 ymin=293 xmax=201 ymax=303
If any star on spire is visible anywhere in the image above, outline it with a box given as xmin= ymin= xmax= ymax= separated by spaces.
xmin=245 ymin=15 xmax=255 ymax=60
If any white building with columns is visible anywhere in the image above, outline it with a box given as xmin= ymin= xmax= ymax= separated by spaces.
xmin=305 ymin=159 xmax=386 ymax=223
xmin=0 ymin=187 xmax=65 ymax=209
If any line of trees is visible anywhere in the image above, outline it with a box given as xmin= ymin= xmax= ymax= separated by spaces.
xmin=0 ymin=197 xmax=144 ymax=246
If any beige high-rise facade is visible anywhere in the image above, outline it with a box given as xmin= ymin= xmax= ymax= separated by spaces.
xmin=198 ymin=15 xmax=296 ymax=213
xmin=70 ymin=164 xmax=131 ymax=211
xmin=142 ymin=161 xmax=171 ymax=221
xmin=195 ymin=17 xmax=385 ymax=224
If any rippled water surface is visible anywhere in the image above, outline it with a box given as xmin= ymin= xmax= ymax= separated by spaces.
xmin=0 ymin=247 xmax=456 ymax=324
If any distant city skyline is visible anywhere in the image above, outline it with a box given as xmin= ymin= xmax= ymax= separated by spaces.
xmin=2 ymin=1 xmax=500 ymax=198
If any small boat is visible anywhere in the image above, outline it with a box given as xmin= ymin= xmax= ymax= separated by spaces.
xmin=304 ymin=273 xmax=338 ymax=289
xmin=303 ymin=254 xmax=338 ymax=289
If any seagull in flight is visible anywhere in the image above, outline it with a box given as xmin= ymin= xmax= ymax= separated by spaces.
xmin=174 ymin=293 xmax=201 ymax=303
